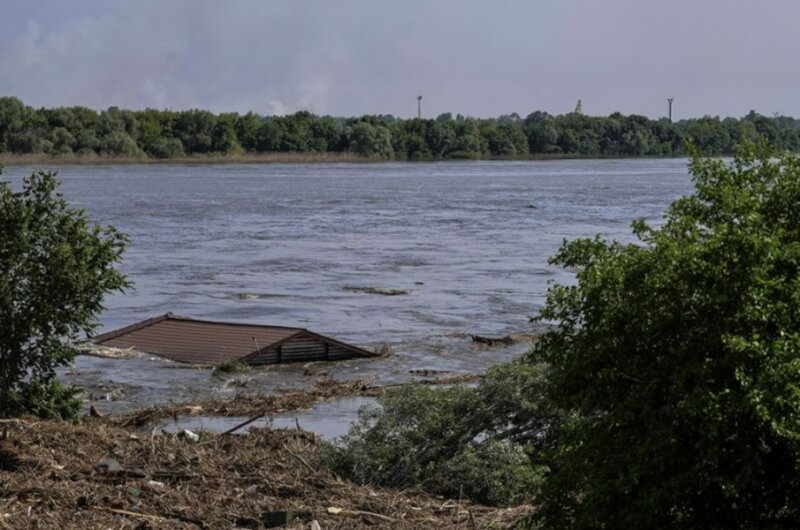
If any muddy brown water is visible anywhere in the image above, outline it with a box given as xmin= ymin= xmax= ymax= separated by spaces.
xmin=4 ymin=160 xmax=694 ymax=435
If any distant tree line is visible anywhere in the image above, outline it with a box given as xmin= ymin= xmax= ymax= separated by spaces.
xmin=1 ymin=96 xmax=799 ymax=160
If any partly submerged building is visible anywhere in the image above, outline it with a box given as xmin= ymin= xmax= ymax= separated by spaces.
xmin=92 ymin=313 xmax=374 ymax=366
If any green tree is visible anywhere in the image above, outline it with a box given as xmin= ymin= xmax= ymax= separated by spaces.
xmin=174 ymin=110 xmax=216 ymax=153
xmin=74 ymin=129 xmax=100 ymax=154
xmin=99 ymin=131 xmax=143 ymax=157
xmin=211 ymin=112 xmax=241 ymax=154
xmin=445 ymin=118 xmax=485 ymax=158
xmin=436 ymin=112 xmax=453 ymax=123
xmin=524 ymin=111 xmax=559 ymax=153
xmin=149 ymin=137 xmax=185 ymax=159
xmin=279 ymin=111 xmax=315 ymax=152
xmin=49 ymin=127 xmax=76 ymax=155
xmin=235 ymin=112 xmax=263 ymax=152
xmin=0 ymin=168 xmax=129 ymax=419
xmin=347 ymin=121 xmax=393 ymax=159
xmin=0 ymin=97 xmax=31 ymax=152
xmin=311 ymin=116 xmax=344 ymax=151
xmin=496 ymin=122 xmax=529 ymax=155
xmin=137 ymin=109 xmax=166 ymax=155
xmin=391 ymin=119 xmax=432 ymax=159
xmin=532 ymin=143 xmax=800 ymax=528
xmin=256 ymin=119 xmax=285 ymax=152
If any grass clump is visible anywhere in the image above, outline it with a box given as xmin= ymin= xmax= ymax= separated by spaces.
xmin=211 ymin=359 xmax=250 ymax=377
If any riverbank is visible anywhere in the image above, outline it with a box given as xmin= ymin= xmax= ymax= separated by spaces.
xmin=0 ymin=151 xmax=685 ymax=167
xmin=0 ymin=417 xmax=531 ymax=529
xmin=0 ymin=152 xmax=371 ymax=166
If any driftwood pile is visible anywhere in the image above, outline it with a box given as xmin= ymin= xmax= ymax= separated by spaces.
xmin=115 ymin=375 xmax=484 ymax=428
xmin=0 ymin=418 xmax=531 ymax=529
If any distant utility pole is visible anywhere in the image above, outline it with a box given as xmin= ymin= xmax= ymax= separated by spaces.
xmin=667 ymin=98 xmax=674 ymax=123
xmin=417 ymin=95 xmax=422 ymax=119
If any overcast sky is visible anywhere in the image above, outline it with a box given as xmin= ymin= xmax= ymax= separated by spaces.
xmin=1 ymin=0 xmax=797 ymax=119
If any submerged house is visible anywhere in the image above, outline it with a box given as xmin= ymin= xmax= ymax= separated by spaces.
xmin=92 ymin=313 xmax=375 ymax=366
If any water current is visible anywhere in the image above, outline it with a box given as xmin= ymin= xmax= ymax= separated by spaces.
xmin=3 ymin=159 xmax=695 ymax=424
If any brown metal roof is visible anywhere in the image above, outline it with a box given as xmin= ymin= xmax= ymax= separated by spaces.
xmin=91 ymin=313 xmax=374 ymax=365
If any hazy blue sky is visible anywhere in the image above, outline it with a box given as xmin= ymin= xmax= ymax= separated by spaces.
xmin=1 ymin=0 xmax=796 ymax=119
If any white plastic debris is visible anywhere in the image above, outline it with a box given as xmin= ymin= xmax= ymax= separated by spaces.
xmin=180 ymin=429 xmax=200 ymax=443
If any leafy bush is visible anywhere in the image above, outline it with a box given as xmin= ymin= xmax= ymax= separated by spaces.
xmin=0 ymin=168 xmax=129 ymax=420
xmin=531 ymin=142 xmax=800 ymax=528
xmin=6 ymin=380 xmax=82 ymax=420
xmin=322 ymin=362 xmax=556 ymax=506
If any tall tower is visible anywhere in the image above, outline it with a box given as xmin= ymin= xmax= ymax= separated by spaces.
xmin=668 ymin=98 xmax=674 ymax=123
xmin=574 ymin=99 xmax=583 ymax=115
xmin=417 ymin=95 xmax=423 ymax=119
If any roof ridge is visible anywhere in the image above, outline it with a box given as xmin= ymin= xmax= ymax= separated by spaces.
xmin=91 ymin=312 xmax=173 ymax=343
xmin=93 ymin=314 xmax=308 ymax=345
xmin=164 ymin=314 xmax=307 ymax=331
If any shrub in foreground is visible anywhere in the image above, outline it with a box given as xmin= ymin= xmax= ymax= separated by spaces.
xmin=532 ymin=142 xmax=800 ymax=528
xmin=0 ymin=168 xmax=128 ymax=419
xmin=322 ymin=362 xmax=558 ymax=506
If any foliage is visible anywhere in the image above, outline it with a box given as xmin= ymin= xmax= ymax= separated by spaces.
xmin=322 ymin=362 xmax=558 ymax=506
xmin=346 ymin=121 xmax=393 ymax=159
xmin=211 ymin=359 xmax=250 ymax=377
xmin=530 ymin=142 xmax=800 ymax=528
xmin=4 ymin=96 xmax=800 ymax=160
xmin=0 ymin=168 xmax=129 ymax=419
xmin=8 ymin=379 xmax=83 ymax=420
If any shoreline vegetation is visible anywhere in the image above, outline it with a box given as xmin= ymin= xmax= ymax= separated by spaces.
xmin=0 ymin=151 xmax=370 ymax=166
xmin=2 ymin=96 xmax=799 ymax=164
xmin=0 ymin=151 xmax=692 ymax=166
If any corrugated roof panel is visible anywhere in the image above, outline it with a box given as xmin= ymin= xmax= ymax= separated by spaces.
xmin=93 ymin=314 xmax=301 ymax=364
xmin=92 ymin=313 xmax=374 ymax=365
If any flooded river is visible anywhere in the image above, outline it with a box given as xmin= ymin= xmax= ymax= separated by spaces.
xmin=4 ymin=159 xmax=694 ymax=426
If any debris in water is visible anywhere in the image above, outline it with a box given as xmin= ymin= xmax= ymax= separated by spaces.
xmin=409 ymin=369 xmax=451 ymax=377
xmin=343 ymin=286 xmax=410 ymax=296
xmin=234 ymin=292 xmax=286 ymax=300
xmin=236 ymin=292 xmax=260 ymax=300
xmin=470 ymin=333 xmax=537 ymax=347
xmin=471 ymin=334 xmax=515 ymax=346
xmin=78 ymin=342 xmax=140 ymax=359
